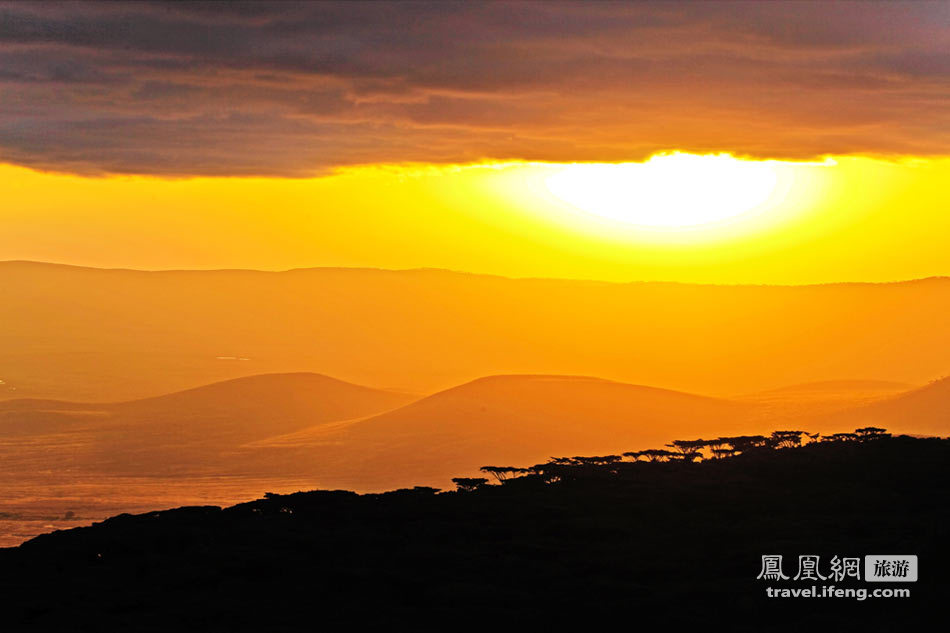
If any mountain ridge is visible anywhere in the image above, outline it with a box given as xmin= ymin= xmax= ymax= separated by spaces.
xmin=2 ymin=259 xmax=948 ymax=288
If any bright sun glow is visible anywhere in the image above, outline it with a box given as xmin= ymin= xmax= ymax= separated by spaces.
xmin=545 ymin=153 xmax=781 ymax=228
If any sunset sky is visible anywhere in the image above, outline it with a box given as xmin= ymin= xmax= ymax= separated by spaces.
xmin=2 ymin=1 xmax=949 ymax=283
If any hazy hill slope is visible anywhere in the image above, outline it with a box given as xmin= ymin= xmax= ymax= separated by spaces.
xmin=1 ymin=261 xmax=948 ymax=401
xmin=815 ymin=376 xmax=950 ymax=436
xmin=0 ymin=372 xmax=412 ymax=417
xmin=735 ymin=378 xmax=916 ymax=420
xmin=0 ymin=373 xmax=415 ymax=473
xmin=113 ymin=372 xmax=414 ymax=422
xmin=750 ymin=379 xmax=912 ymax=396
xmin=254 ymin=375 xmax=761 ymax=489
xmin=344 ymin=374 xmax=751 ymax=445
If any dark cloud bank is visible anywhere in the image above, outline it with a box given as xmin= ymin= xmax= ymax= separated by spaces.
xmin=0 ymin=1 xmax=948 ymax=176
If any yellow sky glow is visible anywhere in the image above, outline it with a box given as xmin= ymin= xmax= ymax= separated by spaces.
xmin=2 ymin=154 xmax=948 ymax=284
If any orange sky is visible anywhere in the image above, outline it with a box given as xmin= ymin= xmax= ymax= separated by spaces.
xmin=1 ymin=2 xmax=949 ymax=284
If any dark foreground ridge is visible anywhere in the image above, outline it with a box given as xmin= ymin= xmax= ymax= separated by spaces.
xmin=1 ymin=434 xmax=946 ymax=631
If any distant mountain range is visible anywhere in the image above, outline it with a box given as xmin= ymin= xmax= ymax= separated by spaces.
xmin=2 ymin=260 xmax=948 ymax=401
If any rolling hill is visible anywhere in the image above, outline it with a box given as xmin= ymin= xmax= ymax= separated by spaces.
xmin=249 ymin=374 xmax=763 ymax=488
xmin=111 ymin=371 xmax=417 ymax=433
xmin=0 ymin=373 xmax=415 ymax=474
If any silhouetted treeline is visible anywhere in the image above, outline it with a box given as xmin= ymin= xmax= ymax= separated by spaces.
xmin=463 ymin=426 xmax=892 ymax=490
xmin=1 ymin=430 xmax=944 ymax=632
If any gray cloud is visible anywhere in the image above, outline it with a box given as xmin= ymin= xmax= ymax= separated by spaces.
xmin=0 ymin=0 xmax=948 ymax=176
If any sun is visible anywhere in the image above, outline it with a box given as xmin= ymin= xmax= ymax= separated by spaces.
xmin=544 ymin=153 xmax=780 ymax=228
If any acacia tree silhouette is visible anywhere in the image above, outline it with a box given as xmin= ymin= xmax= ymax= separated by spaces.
xmin=479 ymin=466 xmax=527 ymax=483
xmin=823 ymin=432 xmax=858 ymax=442
xmin=771 ymin=430 xmax=808 ymax=449
xmin=571 ymin=455 xmax=621 ymax=466
xmin=638 ymin=449 xmax=677 ymax=462
xmin=452 ymin=477 xmax=489 ymax=492
xmin=855 ymin=427 xmax=891 ymax=441
xmin=704 ymin=437 xmax=731 ymax=457
xmin=667 ymin=439 xmax=705 ymax=461
xmin=723 ymin=435 xmax=770 ymax=453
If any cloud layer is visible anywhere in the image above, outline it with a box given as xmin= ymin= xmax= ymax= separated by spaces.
xmin=1 ymin=1 xmax=949 ymax=176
